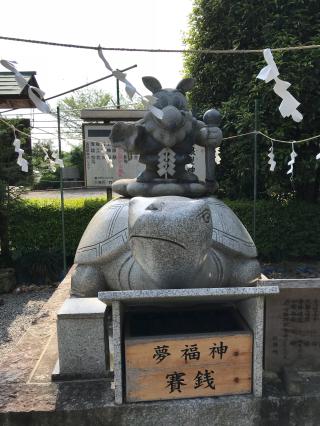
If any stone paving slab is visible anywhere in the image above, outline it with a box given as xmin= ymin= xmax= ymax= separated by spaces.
xmin=29 ymin=332 xmax=58 ymax=384
xmin=0 ymin=274 xmax=70 ymax=387
xmin=0 ymin=270 xmax=72 ymax=409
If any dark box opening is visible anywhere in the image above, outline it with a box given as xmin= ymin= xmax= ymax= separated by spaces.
xmin=125 ymin=304 xmax=248 ymax=337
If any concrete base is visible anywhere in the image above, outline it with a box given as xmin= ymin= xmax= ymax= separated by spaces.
xmin=3 ymin=377 xmax=320 ymax=426
xmin=52 ymin=360 xmax=112 ymax=381
xmin=282 ymin=368 xmax=320 ymax=396
xmin=2 ymin=274 xmax=320 ymax=425
xmin=99 ymin=285 xmax=279 ymax=403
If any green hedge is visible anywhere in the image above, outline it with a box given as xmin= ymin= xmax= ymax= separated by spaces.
xmin=9 ymin=197 xmax=320 ymax=261
xmin=227 ymin=199 xmax=320 ymax=260
xmin=9 ymin=197 xmax=107 ymax=259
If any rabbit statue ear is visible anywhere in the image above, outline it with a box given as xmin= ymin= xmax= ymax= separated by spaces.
xmin=142 ymin=76 xmax=162 ymax=93
xmin=176 ymin=78 xmax=195 ymax=94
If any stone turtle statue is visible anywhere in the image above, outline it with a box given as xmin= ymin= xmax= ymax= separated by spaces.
xmin=71 ymin=196 xmax=260 ymax=297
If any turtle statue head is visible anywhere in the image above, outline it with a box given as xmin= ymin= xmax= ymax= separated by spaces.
xmin=128 ymin=196 xmax=212 ymax=288
xmin=142 ymin=76 xmax=195 ymax=131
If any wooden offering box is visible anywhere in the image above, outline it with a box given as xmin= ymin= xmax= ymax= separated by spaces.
xmin=124 ymin=305 xmax=253 ymax=402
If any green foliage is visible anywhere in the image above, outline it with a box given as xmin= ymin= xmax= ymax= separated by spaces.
xmin=0 ymin=119 xmax=32 ymax=188
xmin=226 ymin=199 xmax=320 ymax=260
xmin=32 ymin=140 xmax=56 ymax=174
xmin=58 ymin=87 xmax=145 ymax=146
xmin=31 ymin=141 xmax=61 ymax=190
xmin=119 ymin=94 xmax=146 ymax=110
xmin=58 ymin=88 xmax=113 ymax=119
xmin=8 ymin=197 xmax=320 ymax=262
xmin=57 ymin=88 xmax=114 ymax=142
xmin=184 ymin=0 xmax=320 ymax=201
xmin=9 ymin=198 xmax=107 ymax=260
xmin=0 ymin=119 xmax=32 ymax=264
xmin=33 ymin=174 xmax=60 ymax=190
xmin=15 ymin=250 xmax=62 ymax=284
xmin=32 ymin=143 xmax=84 ymax=189
xmin=62 ymin=145 xmax=84 ymax=179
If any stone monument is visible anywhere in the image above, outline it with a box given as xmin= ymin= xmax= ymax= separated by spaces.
xmin=71 ymin=76 xmax=260 ymax=297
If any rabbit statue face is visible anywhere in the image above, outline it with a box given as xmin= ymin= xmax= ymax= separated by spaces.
xmin=142 ymin=76 xmax=195 ymax=131
xmin=153 ymin=89 xmax=188 ymax=111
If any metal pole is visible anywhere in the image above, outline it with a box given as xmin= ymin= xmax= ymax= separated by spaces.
xmin=116 ymin=79 xmax=120 ymax=109
xmin=45 ymin=64 xmax=137 ymax=102
xmin=253 ymin=99 xmax=259 ymax=241
xmin=106 ymin=187 xmax=112 ymax=202
xmin=57 ymin=106 xmax=67 ymax=276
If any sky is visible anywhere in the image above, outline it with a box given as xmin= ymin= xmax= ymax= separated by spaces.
xmin=0 ymin=0 xmax=194 ymax=110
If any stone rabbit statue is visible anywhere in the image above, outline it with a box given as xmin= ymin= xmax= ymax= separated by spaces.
xmin=110 ymin=76 xmax=222 ymax=185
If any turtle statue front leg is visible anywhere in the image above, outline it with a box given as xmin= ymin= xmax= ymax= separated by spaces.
xmin=206 ymin=250 xmax=260 ymax=287
xmin=71 ymin=264 xmax=106 ymax=297
xmin=228 ymin=257 xmax=261 ymax=286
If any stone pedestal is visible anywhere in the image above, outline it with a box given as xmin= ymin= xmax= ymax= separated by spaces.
xmin=99 ymin=285 xmax=278 ymax=404
xmin=53 ymin=297 xmax=109 ymax=380
xmin=263 ymin=278 xmax=320 ymax=372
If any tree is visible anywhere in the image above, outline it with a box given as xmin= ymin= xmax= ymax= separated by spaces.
xmin=58 ymin=87 xmax=145 ymax=135
xmin=58 ymin=88 xmax=113 ymax=120
xmin=58 ymin=87 xmax=145 ymax=123
xmin=63 ymin=145 xmax=84 ymax=180
xmin=0 ymin=119 xmax=32 ymax=266
xmin=56 ymin=88 xmax=114 ymax=141
xmin=31 ymin=141 xmax=61 ymax=189
xmin=57 ymin=87 xmax=145 ymax=180
xmin=184 ymin=0 xmax=320 ymax=202
xmin=32 ymin=140 xmax=55 ymax=173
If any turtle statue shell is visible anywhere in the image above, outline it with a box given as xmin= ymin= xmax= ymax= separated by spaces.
xmin=74 ymin=198 xmax=130 ymax=265
xmin=71 ymin=196 xmax=260 ymax=297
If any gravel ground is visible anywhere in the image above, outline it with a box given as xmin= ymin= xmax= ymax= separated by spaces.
xmin=261 ymin=260 xmax=320 ymax=279
xmin=0 ymin=286 xmax=55 ymax=359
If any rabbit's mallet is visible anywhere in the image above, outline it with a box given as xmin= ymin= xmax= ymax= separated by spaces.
xmin=203 ymin=108 xmax=221 ymax=184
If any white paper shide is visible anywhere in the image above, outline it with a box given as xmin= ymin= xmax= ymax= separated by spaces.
xmin=257 ymin=49 xmax=303 ymax=123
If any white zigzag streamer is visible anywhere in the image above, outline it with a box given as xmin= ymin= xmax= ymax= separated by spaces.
xmin=41 ymin=146 xmax=64 ymax=172
xmin=99 ymin=142 xmax=114 ymax=168
xmin=12 ymin=134 xmax=28 ymax=172
xmin=97 ymin=46 xmax=163 ymax=120
xmin=52 ymin=152 xmax=65 ymax=169
xmin=267 ymin=144 xmax=276 ymax=171
xmin=215 ymin=147 xmax=221 ymax=164
xmin=316 ymin=153 xmax=320 ymax=160
xmin=287 ymin=144 xmax=298 ymax=175
xmin=257 ymin=49 xmax=303 ymax=123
